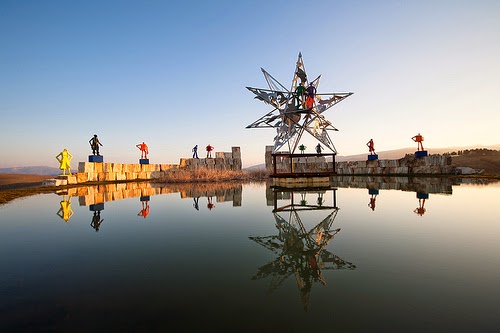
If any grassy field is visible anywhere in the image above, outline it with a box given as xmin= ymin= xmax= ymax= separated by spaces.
xmin=451 ymin=155 xmax=500 ymax=175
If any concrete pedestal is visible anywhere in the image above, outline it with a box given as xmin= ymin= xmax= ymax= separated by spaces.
xmin=89 ymin=203 xmax=105 ymax=211
xmin=416 ymin=192 xmax=429 ymax=200
xmin=89 ymin=155 xmax=103 ymax=162
xmin=415 ymin=151 xmax=428 ymax=158
xmin=139 ymin=159 xmax=150 ymax=165
xmin=367 ymin=154 xmax=378 ymax=161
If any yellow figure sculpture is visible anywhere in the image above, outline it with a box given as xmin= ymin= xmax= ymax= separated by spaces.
xmin=56 ymin=195 xmax=74 ymax=222
xmin=55 ymin=148 xmax=73 ymax=175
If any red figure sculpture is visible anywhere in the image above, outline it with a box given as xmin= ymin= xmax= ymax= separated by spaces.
xmin=412 ymin=133 xmax=424 ymax=151
xmin=206 ymin=144 xmax=214 ymax=158
xmin=136 ymin=142 xmax=149 ymax=159
xmin=366 ymin=139 xmax=376 ymax=155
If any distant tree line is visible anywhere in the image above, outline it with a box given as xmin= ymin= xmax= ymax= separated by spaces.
xmin=445 ymin=148 xmax=500 ymax=156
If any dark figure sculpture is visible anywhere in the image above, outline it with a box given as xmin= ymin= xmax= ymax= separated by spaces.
xmin=192 ymin=145 xmax=199 ymax=159
xmin=89 ymin=134 xmax=103 ymax=156
xmin=295 ymin=82 xmax=306 ymax=108
xmin=90 ymin=211 xmax=103 ymax=232
xmin=315 ymin=143 xmax=323 ymax=154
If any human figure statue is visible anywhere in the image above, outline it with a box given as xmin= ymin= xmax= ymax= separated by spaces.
xmin=89 ymin=134 xmax=103 ymax=156
xmin=90 ymin=211 xmax=104 ymax=232
xmin=306 ymin=83 xmax=316 ymax=109
xmin=193 ymin=197 xmax=200 ymax=211
xmin=295 ymin=82 xmax=306 ymax=108
xmin=56 ymin=196 xmax=74 ymax=222
xmin=299 ymin=144 xmax=306 ymax=154
xmin=414 ymin=198 xmax=426 ymax=216
xmin=315 ymin=143 xmax=323 ymax=154
xmin=317 ymin=192 xmax=324 ymax=206
xmin=206 ymin=144 xmax=214 ymax=158
xmin=412 ymin=133 xmax=424 ymax=151
xmin=368 ymin=194 xmax=377 ymax=211
xmin=55 ymin=148 xmax=73 ymax=175
xmin=136 ymin=142 xmax=149 ymax=159
xmin=192 ymin=145 xmax=199 ymax=159
xmin=138 ymin=201 xmax=150 ymax=218
xmin=367 ymin=139 xmax=376 ymax=155
xmin=207 ymin=197 xmax=215 ymax=210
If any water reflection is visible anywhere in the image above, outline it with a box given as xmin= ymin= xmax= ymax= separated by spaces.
xmin=253 ymin=187 xmax=356 ymax=310
xmin=367 ymin=189 xmax=379 ymax=211
xmin=138 ymin=196 xmax=150 ymax=219
xmin=414 ymin=192 xmax=429 ymax=216
xmin=56 ymin=194 xmax=74 ymax=222
xmin=89 ymin=203 xmax=104 ymax=232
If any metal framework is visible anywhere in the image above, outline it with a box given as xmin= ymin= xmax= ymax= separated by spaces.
xmin=250 ymin=188 xmax=355 ymax=310
xmin=246 ymin=52 xmax=353 ymax=155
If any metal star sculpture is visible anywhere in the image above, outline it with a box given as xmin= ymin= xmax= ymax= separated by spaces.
xmin=246 ymin=53 xmax=353 ymax=154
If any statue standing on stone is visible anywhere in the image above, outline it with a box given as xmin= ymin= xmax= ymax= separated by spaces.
xmin=367 ymin=139 xmax=376 ymax=155
xmin=412 ymin=133 xmax=424 ymax=151
xmin=136 ymin=142 xmax=149 ymax=159
xmin=89 ymin=134 xmax=103 ymax=156
xmin=55 ymin=148 xmax=73 ymax=175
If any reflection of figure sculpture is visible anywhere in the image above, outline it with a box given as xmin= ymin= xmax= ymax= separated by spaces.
xmin=192 ymin=145 xmax=199 ymax=159
xmin=414 ymin=199 xmax=426 ymax=216
xmin=315 ymin=143 xmax=323 ymax=154
xmin=317 ymin=193 xmax=324 ymax=206
xmin=136 ymin=142 xmax=149 ymax=159
xmin=138 ymin=201 xmax=150 ymax=218
xmin=368 ymin=194 xmax=377 ymax=211
xmin=90 ymin=211 xmax=104 ymax=231
xmin=206 ymin=144 xmax=214 ymax=158
xmin=299 ymin=144 xmax=306 ymax=154
xmin=367 ymin=139 xmax=376 ymax=155
xmin=89 ymin=134 xmax=103 ymax=156
xmin=56 ymin=196 xmax=74 ymax=222
xmin=207 ymin=197 xmax=215 ymax=210
xmin=412 ymin=133 xmax=424 ymax=151
xmin=193 ymin=197 xmax=199 ymax=211
xmin=55 ymin=148 xmax=73 ymax=175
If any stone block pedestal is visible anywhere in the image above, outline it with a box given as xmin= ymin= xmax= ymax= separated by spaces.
xmin=89 ymin=155 xmax=104 ymax=162
xmin=367 ymin=154 xmax=378 ymax=161
xmin=140 ymin=159 xmax=149 ymax=165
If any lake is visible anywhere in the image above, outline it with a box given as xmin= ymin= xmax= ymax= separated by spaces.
xmin=1 ymin=179 xmax=499 ymax=332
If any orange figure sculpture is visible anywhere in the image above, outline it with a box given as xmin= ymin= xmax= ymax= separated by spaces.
xmin=368 ymin=194 xmax=377 ymax=211
xmin=138 ymin=201 xmax=150 ymax=218
xmin=414 ymin=198 xmax=426 ymax=216
xmin=136 ymin=142 xmax=149 ymax=159
xmin=412 ymin=133 xmax=424 ymax=151
xmin=55 ymin=148 xmax=73 ymax=175
xmin=366 ymin=139 xmax=376 ymax=155
xmin=206 ymin=144 xmax=214 ymax=158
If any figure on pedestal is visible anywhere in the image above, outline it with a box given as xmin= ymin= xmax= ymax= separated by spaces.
xmin=299 ymin=144 xmax=307 ymax=154
xmin=206 ymin=144 xmax=214 ymax=158
xmin=89 ymin=134 xmax=103 ymax=156
xmin=412 ymin=133 xmax=424 ymax=151
xmin=367 ymin=139 xmax=376 ymax=155
xmin=136 ymin=142 xmax=149 ymax=159
xmin=91 ymin=211 xmax=104 ymax=231
xmin=55 ymin=148 xmax=73 ymax=175
xmin=315 ymin=143 xmax=323 ymax=154
xmin=192 ymin=145 xmax=199 ymax=159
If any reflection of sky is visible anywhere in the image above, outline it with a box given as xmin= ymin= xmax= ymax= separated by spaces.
xmin=0 ymin=183 xmax=499 ymax=331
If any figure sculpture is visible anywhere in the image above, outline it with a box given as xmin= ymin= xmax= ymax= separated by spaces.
xmin=366 ymin=139 xmax=376 ymax=155
xmin=412 ymin=133 xmax=424 ymax=151
xmin=136 ymin=142 xmax=149 ymax=159
xmin=89 ymin=134 xmax=103 ymax=156
xmin=315 ymin=143 xmax=323 ymax=154
xmin=206 ymin=144 xmax=214 ymax=158
xmin=55 ymin=148 xmax=73 ymax=175
xmin=192 ymin=145 xmax=199 ymax=159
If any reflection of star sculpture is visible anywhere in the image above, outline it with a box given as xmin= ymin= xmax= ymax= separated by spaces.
xmin=250 ymin=198 xmax=356 ymax=311
xmin=246 ymin=52 xmax=353 ymax=154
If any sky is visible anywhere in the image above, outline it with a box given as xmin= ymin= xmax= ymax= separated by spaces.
xmin=1 ymin=0 xmax=499 ymax=168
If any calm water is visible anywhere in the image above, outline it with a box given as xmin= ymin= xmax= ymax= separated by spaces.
xmin=1 ymin=180 xmax=499 ymax=332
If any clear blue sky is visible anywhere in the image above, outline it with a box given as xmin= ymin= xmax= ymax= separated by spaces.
xmin=1 ymin=0 xmax=499 ymax=168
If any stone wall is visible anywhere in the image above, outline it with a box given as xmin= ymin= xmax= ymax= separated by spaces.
xmin=265 ymin=145 xmax=454 ymax=175
xmin=72 ymin=147 xmax=241 ymax=184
